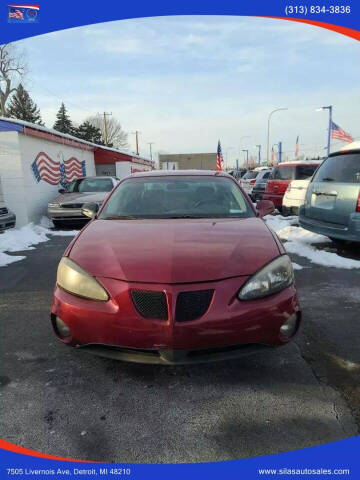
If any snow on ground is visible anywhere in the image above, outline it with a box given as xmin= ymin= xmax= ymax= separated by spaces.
xmin=0 ymin=218 xmax=78 ymax=267
xmin=265 ymin=215 xmax=360 ymax=269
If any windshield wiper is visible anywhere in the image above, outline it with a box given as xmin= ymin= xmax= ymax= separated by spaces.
xmin=102 ymin=215 xmax=137 ymax=220
xmin=167 ymin=215 xmax=206 ymax=219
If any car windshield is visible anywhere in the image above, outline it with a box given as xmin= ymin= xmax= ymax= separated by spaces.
xmin=255 ymin=171 xmax=271 ymax=183
xmin=99 ymin=176 xmax=255 ymax=219
xmin=242 ymin=171 xmax=258 ymax=180
xmin=67 ymin=178 xmax=114 ymax=193
xmin=312 ymin=154 xmax=360 ymax=183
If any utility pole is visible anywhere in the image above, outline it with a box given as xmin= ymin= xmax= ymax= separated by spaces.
xmin=131 ymin=131 xmax=141 ymax=156
xmin=101 ymin=112 xmax=112 ymax=146
xmin=147 ymin=142 xmax=154 ymax=161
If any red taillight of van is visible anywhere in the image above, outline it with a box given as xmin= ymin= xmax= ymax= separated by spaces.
xmin=250 ymin=179 xmax=256 ymax=185
xmin=356 ymin=191 xmax=360 ymax=212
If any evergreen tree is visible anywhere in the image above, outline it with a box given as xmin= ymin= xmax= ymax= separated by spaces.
xmin=7 ymin=84 xmax=43 ymax=125
xmin=53 ymin=102 xmax=73 ymax=134
xmin=75 ymin=121 xmax=104 ymax=144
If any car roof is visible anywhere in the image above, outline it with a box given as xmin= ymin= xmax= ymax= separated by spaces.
xmin=128 ymin=169 xmax=231 ymax=178
xmin=275 ymin=161 xmax=322 ymax=167
xmin=330 ymin=148 xmax=360 ymax=157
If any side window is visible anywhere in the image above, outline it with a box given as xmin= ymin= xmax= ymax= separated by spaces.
xmin=262 ymin=172 xmax=270 ymax=179
xmin=296 ymin=165 xmax=318 ymax=180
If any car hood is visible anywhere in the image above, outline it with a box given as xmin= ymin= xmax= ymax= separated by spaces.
xmin=68 ymin=217 xmax=280 ymax=283
xmin=50 ymin=192 xmax=108 ymax=205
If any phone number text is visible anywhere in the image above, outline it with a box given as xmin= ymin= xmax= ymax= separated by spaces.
xmin=285 ymin=5 xmax=351 ymax=14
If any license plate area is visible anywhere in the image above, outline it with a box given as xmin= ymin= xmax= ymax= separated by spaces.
xmin=311 ymin=193 xmax=336 ymax=209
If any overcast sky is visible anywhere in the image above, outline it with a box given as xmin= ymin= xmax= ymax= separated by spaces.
xmin=18 ymin=16 xmax=360 ymax=166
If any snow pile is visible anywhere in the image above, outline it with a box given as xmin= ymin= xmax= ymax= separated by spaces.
xmin=0 ymin=219 xmax=78 ymax=267
xmin=265 ymin=214 xmax=360 ymax=269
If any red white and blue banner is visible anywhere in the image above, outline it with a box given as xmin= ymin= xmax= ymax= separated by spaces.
xmin=0 ymin=0 xmax=360 ymax=478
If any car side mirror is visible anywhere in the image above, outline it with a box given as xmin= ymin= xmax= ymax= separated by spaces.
xmin=58 ymin=188 xmax=65 ymax=194
xmin=81 ymin=202 xmax=99 ymax=219
xmin=256 ymin=199 xmax=275 ymax=217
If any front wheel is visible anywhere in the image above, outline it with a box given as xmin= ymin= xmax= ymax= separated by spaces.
xmin=52 ymin=219 xmax=65 ymax=229
xmin=329 ymin=237 xmax=351 ymax=247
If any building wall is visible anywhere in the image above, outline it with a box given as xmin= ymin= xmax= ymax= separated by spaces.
xmin=0 ymin=131 xmax=95 ymax=226
xmin=115 ymin=160 xmax=152 ymax=179
xmin=0 ymin=131 xmax=26 ymax=225
xmin=159 ymin=153 xmax=217 ymax=171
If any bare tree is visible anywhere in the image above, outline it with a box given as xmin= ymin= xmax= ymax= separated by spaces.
xmin=0 ymin=43 xmax=27 ymax=117
xmin=86 ymin=115 xmax=129 ymax=150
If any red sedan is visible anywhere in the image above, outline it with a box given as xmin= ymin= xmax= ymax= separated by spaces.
xmin=51 ymin=171 xmax=301 ymax=364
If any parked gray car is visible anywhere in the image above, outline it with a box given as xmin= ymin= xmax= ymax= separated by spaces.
xmin=299 ymin=149 xmax=360 ymax=244
xmin=251 ymin=168 xmax=273 ymax=202
xmin=48 ymin=176 xmax=119 ymax=228
xmin=0 ymin=202 xmax=16 ymax=231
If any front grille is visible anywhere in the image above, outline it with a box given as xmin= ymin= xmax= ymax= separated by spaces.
xmin=0 ymin=207 xmax=8 ymax=216
xmin=60 ymin=203 xmax=83 ymax=209
xmin=130 ymin=290 xmax=168 ymax=320
xmin=176 ymin=289 xmax=214 ymax=322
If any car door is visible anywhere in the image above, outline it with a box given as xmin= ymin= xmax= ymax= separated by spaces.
xmin=304 ymin=152 xmax=360 ymax=226
xmin=266 ymin=165 xmax=295 ymax=197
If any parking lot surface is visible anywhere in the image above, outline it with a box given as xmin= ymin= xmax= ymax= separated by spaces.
xmin=0 ymin=234 xmax=359 ymax=462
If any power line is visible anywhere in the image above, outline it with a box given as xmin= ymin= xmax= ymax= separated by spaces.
xmin=30 ymin=80 xmax=95 ymax=116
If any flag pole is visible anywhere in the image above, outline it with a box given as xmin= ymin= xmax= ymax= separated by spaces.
xmin=327 ymin=105 xmax=333 ymax=156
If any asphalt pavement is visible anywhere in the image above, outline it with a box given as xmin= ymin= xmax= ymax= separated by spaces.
xmin=0 ymin=233 xmax=359 ymax=462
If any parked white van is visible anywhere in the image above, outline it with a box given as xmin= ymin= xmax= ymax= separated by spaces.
xmin=282 ymin=161 xmax=322 ymax=216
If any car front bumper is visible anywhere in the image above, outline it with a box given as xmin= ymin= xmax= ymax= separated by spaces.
xmin=48 ymin=206 xmax=88 ymax=222
xmin=0 ymin=212 xmax=16 ymax=230
xmin=51 ymin=274 xmax=301 ymax=364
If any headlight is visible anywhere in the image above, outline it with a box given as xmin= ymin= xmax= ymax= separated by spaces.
xmin=57 ymin=257 xmax=109 ymax=301
xmin=238 ymin=255 xmax=294 ymax=301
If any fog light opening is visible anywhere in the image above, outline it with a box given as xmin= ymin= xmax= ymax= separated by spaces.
xmin=54 ymin=316 xmax=71 ymax=339
xmin=280 ymin=313 xmax=299 ymax=339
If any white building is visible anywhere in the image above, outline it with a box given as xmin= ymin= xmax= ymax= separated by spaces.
xmin=0 ymin=118 xmax=154 ymax=227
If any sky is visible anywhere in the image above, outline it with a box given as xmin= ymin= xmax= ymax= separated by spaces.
xmin=16 ymin=16 xmax=360 ymax=166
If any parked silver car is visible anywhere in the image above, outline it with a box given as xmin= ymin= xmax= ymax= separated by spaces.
xmin=48 ymin=176 xmax=119 ymax=228
xmin=299 ymin=148 xmax=360 ymax=244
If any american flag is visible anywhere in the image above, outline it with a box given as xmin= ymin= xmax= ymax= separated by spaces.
xmin=31 ymin=152 xmax=86 ymax=186
xmin=331 ymin=121 xmax=354 ymax=143
xmin=31 ymin=152 xmax=61 ymax=185
xmin=216 ymin=140 xmax=223 ymax=171
xmin=295 ymin=135 xmax=299 ymax=157
xmin=63 ymin=157 xmax=86 ymax=182
xmin=9 ymin=9 xmax=24 ymax=19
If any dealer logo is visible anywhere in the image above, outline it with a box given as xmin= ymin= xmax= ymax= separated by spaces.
xmin=8 ymin=4 xmax=39 ymax=23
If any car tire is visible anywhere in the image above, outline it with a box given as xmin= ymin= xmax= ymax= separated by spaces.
xmin=329 ymin=237 xmax=349 ymax=247
xmin=52 ymin=220 xmax=64 ymax=229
